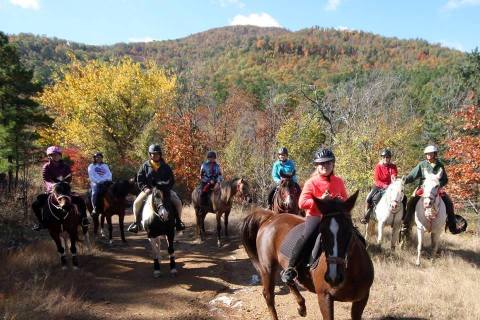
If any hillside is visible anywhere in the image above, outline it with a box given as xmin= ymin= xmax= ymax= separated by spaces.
xmin=9 ymin=26 xmax=465 ymax=98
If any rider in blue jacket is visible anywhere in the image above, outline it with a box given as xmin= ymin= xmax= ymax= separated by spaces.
xmin=268 ymin=147 xmax=301 ymax=209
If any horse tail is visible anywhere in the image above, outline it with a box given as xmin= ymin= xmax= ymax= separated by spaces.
xmin=241 ymin=208 xmax=274 ymax=266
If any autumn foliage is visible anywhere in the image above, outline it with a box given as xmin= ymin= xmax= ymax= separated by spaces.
xmin=445 ymin=104 xmax=480 ymax=204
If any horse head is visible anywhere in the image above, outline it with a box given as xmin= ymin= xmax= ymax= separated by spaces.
xmin=386 ymin=177 xmax=405 ymax=211
xmin=422 ymin=168 xmax=442 ymax=214
xmin=313 ymin=191 xmax=359 ymax=287
xmin=152 ymin=181 xmax=171 ymax=223
xmin=235 ymin=178 xmax=252 ymax=204
xmin=275 ymin=171 xmax=299 ymax=212
xmin=52 ymin=181 xmax=72 ymax=210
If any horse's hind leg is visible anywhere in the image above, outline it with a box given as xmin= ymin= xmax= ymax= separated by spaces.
xmin=166 ymin=231 xmax=177 ymax=276
xmin=351 ymin=292 xmax=369 ymax=320
xmin=224 ymin=210 xmax=231 ymax=238
xmin=317 ymin=293 xmax=334 ymax=320
xmin=119 ymin=213 xmax=127 ymax=243
xmin=216 ymin=212 xmax=222 ymax=247
xmin=376 ymin=221 xmax=384 ymax=245
xmin=106 ymin=215 xmax=113 ymax=245
xmin=260 ymin=266 xmax=279 ymax=320
xmin=287 ymin=283 xmax=307 ymax=317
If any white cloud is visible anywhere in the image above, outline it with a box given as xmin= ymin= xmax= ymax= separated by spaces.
xmin=325 ymin=0 xmax=342 ymax=11
xmin=439 ymin=40 xmax=465 ymax=51
xmin=128 ymin=36 xmax=155 ymax=43
xmin=230 ymin=13 xmax=282 ymax=28
xmin=442 ymin=0 xmax=480 ymax=10
xmin=213 ymin=0 xmax=245 ymax=8
xmin=335 ymin=25 xmax=351 ymax=31
xmin=10 ymin=0 xmax=40 ymax=10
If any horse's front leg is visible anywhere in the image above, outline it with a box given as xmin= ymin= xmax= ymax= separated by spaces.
xmin=149 ymin=237 xmax=161 ymax=278
xmin=431 ymin=231 xmax=442 ymax=257
xmin=92 ymin=214 xmax=100 ymax=238
xmin=391 ymin=215 xmax=401 ymax=250
xmin=416 ymin=227 xmax=424 ymax=266
xmin=119 ymin=212 xmax=127 ymax=244
xmin=317 ymin=293 xmax=334 ymax=320
xmin=224 ymin=209 xmax=231 ymax=238
xmin=49 ymin=228 xmax=67 ymax=269
xmin=287 ymin=283 xmax=307 ymax=317
xmin=106 ymin=215 xmax=113 ymax=245
xmin=100 ymin=214 xmax=107 ymax=238
xmin=166 ymin=231 xmax=177 ymax=277
xmin=69 ymin=230 xmax=79 ymax=269
xmin=216 ymin=211 xmax=222 ymax=247
xmin=351 ymin=292 xmax=369 ymax=320
xmin=195 ymin=208 xmax=205 ymax=242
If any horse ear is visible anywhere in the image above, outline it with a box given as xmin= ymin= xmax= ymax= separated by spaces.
xmin=343 ymin=190 xmax=359 ymax=213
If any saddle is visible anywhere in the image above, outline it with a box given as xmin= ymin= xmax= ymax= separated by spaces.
xmin=280 ymin=223 xmax=323 ymax=270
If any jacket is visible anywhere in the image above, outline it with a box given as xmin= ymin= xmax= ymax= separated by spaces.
xmin=137 ymin=160 xmax=175 ymax=191
xmin=271 ymin=159 xmax=298 ymax=184
xmin=88 ymin=163 xmax=112 ymax=185
xmin=200 ymin=161 xmax=223 ymax=184
xmin=405 ymin=160 xmax=448 ymax=188
xmin=42 ymin=160 xmax=72 ymax=193
xmin=374 ymin=163 xmax=398 ymax=189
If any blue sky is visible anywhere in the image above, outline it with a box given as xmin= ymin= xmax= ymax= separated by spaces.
xmin=0 ymin=0 xmax=479 ymax=51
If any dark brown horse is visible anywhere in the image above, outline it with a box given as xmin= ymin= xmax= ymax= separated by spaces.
xmin=272 ymin=171 xmax=301 ymax=215
xmin=39 ymin=182 xmax=90 ymax=269
xmin=192 ymin=178 xmax=251 ymax=247
xmin=241 ymin=192 xmax=374 ymax=320
xmin=86 ymin=180 xmax=138 ymax=244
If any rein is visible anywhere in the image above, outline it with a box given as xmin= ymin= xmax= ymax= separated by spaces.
xmin=47 ymin=193 xmax=72 ymax=221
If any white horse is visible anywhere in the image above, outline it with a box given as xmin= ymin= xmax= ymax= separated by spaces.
xmin=142 ymin=185 xmax=179 ymax=278
xmin=365 ymin=178 xmax=404 ymax=249
xmin=414 ymin=169 xmax=446 ymax=266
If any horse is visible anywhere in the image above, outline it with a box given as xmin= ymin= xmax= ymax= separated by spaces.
xmin=241 ymin=191 xmax=374 ymax=320
xmin=414 ymin=169 xmax=447 ymax=266
xmin=192 ymin=178 xmax=251 ymax=247
xmin=86 ymin=179 xmax=138 ymax=244
xmin=141 ymin=182 xmax=178 ymax=278
xmin=272 ymin=171 xmax=302 ymax=215
xmin=39 ymin=182 xmax=90 ymax=269
xmin=365 ymin=177 xmax=404 ymax=250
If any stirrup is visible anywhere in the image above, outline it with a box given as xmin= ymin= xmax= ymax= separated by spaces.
xmin=280 ymin=267 xmax=297 ymax=284
xmin=127 ymin=222 xmax=139 ymax=234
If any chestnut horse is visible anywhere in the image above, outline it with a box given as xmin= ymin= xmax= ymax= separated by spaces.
xmin=241 ymin=192 xmax=374 ymax=320
xmin=192 ymin=178 xmax=251 ymax=247
xmin=87 ymin=180 xmax=138 ymax=244
xmin=272 ymin=171 xmax=301 ymax=215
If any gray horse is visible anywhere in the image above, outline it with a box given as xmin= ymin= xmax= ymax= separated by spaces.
xmin=192 ymin=178 xmax=251 ymax=247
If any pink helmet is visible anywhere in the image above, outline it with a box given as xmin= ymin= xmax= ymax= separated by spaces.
xmin=46 ymin=146 xmax=62 ymax=155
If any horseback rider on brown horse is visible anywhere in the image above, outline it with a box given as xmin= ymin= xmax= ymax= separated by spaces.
xmin=199 ymin=151 xmax=224 ymax=206
xmin=87 ymin=152 xmax=112 ymax=217
xmin=268 ymin=147 xmax=301 ymax=210
xmin=32 ymin=146 xmax=89 ymax=231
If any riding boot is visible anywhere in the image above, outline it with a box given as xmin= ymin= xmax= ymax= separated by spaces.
xmin=360 ymin=203 xmax=372 ymax=224
xmin=72 ymin=196 xmax=90 ymax=227
xmin=442 ymin=195 xmax=459 ymax=234
xmin=281 ymin=235 xmax=306 ymax=284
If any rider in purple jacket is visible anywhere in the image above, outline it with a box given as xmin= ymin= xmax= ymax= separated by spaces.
xmin=31 ymin=146 xmax=89 ymax=231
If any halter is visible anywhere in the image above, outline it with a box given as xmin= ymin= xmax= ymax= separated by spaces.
xmin=385 ymin=183 xmax=404 ymax=228
xmin=421 ymin=185 xmax=441 ymax=231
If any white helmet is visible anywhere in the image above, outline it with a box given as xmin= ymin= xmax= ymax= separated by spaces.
xmin=423 ymin=145 xmax=438 ymax=154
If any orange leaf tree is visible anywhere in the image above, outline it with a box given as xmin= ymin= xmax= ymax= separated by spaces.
xmin=445 ymin=104 xmax=480 ymax=212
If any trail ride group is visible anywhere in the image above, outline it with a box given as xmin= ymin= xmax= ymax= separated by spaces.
xmin=31 ymin=143 xmax=468 ymax=319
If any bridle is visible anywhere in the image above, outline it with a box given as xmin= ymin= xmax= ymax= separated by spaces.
xmin=47 ymin=191 xmax=73 ymax=223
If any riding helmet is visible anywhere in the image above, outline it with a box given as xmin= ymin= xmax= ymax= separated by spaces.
xmin=380 ymin=149 xmax=392 ymax=157
xmin=423 ymin=145 xmax=438 ymax=154
xmin=313 ymin=148 xmax=335 ymax=164
xmin=46 ymin=146 xmax=62 ymax=155
xmin=93 ymin=152 xmax=103 ymax=158
xmin=207 ymin=151 xmax=217 ymax=159
xmin=148 ymin=144 xmax=162 ymax=155
xmin=278 ymin=147 xmax=288 ymax=155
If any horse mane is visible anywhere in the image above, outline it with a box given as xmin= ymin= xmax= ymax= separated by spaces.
xmin=220 ymin=178 xmax=239 ymax=204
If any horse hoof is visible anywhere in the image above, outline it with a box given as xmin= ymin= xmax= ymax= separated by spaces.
xmin=73 ymin=266 xmax=79 ymax=271
xmin=298 ymin=305 xmax=307 ymax=317
xmin=61 ymin=265 xmax=68 ymax=270
xmin=108 ymin=240 xmax=113 ymax=246
xmin=170 ymin=268 xmax=178 ymax=277
xmin=153 ymin=270 xmax=161 ymax=278
xmin=217 ymin=240 xmax=222 ymax=248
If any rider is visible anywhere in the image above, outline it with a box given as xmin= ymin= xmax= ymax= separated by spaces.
xmin=281 ymin=148 xmax=348 ymax=284
xmin=401 ymin=145 xmax=459 ymax=236
xmin=127 ymin=144 xmax=185 ymax=233
xmin=360 ymin=149 xmax=400 ymax=224
xmin=87 ymin=152 xmax=112 ymax=217
xmin=267 ymin=147 xmax=301 ymax=209
xmin=199 ymin=151 xmax=223 ymax=206
xmin=31 ymin=146 xmax=90 ymax=231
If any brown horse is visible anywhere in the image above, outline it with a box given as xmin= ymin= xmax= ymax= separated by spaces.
xmin=86 ymin=180 xmax=138 ymax=244
xmin=241 ymin=192 xmax=374 ymax=320
xmin=272 ymin=171 xmax=302 ymax=215
xmin=192 ymin=178 xmax=251 ymax=247
xmin=39 ymin=182 xmax=89 ymax=269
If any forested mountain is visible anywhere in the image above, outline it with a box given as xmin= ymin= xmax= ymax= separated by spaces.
xmin=9 ymin=25 xmax=464 ymax=95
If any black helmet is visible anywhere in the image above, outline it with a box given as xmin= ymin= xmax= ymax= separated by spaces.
xmin=207 ymin=151 xmax=217 ymax=159
xmin=380 ymin=149 xmax=392 ymax=157
xmin=313 ymin=148 xmax=335 ymax=164
xmin=148 ymin=144 xmax=162 ymax=155
xmin=93 ymin=152 xmax=103 ymax=158
xmin=278 ymin=147 xmax=288 ymax=155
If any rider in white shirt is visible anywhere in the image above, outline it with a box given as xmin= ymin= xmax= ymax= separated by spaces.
xmin=87 ymin=152 xmax=112 ymax=216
